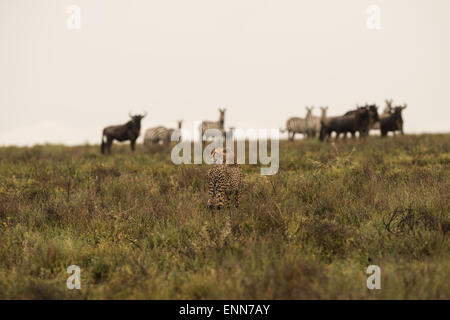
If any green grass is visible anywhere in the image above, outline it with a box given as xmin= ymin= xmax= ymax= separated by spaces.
xmin=0 ymin=134 xmax=449 ymax=299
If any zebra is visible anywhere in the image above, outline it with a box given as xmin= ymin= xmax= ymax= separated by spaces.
xmin=383 ymin=99 xmax=394 ymax=114
xmin=200 ymin=108 xmax=226 ymax=141
xmin=320 ymin=106 xmax=328 ymax=121
xmin=144 ymin=120 xmax=182 ymax=146
xmin=281 ymin=107 xmax=313 ymax=141
xmin=306 ymin=106 xmax=321 ymax=138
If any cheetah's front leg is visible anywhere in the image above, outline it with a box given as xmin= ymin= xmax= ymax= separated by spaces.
xmin=234 ymin=190 xmax=240 ymax=208
xmin=207 ymin=180 xmax=216 ymax=210
xmin=225 ymin=191 xmax=232 ymax=209
xmin=215 ymin=184 xmax=225 ymax=210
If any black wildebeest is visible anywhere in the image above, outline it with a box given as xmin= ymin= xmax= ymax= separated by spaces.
xmin=380 ymin=104 xmax=407 ymax=137
xmin=320 ymin=107 xmax=370 ymax=141
xmin=365 ymin=104 xmax=380 ymax=136
xmin=372 ymin=99 xmax=394 ymax=130
xmin=344 ymin=104 xmax=379 ymax=137
xmin=101 ymin=112 xmax=147 ymax=154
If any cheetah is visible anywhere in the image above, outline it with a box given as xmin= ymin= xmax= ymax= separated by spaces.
xmin=207 ymin=147 xmax=243 ymax=210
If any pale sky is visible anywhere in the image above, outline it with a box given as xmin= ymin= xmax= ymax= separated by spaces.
xmin=1 ymin=0 xmax=449 ymax=146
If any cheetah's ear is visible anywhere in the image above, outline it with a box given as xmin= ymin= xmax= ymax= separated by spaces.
xmin=210 ymin=148 xmax=219 ymax=164
xmin=224 ymin=147 xmax=236 ymax=164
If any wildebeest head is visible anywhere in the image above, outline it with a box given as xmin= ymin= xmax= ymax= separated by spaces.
xmin=393 ymin=104 xmax=406 ymax=129
xmin=393 ymin=104 xmax=406 ymax=115
xmin=357 ymin=106 xmax=370 ymax=118
xmin=355 ymin=106 xmax=371 ymax=135
xmin=128 ymin=111 xmax=147 ymax=132
xmin=367 ymin=104 xmax=379 ymax=123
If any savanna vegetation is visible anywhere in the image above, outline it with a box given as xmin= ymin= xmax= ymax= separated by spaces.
xmin=0 ymin=134 xmax=449 ymax=299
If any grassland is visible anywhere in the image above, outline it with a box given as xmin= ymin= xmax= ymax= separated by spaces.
xmin=0 ymin=134 xmax=449 ymax=299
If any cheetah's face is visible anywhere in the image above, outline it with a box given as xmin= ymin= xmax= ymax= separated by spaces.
xmin=210 ymin=147 xmax=236 ymax=164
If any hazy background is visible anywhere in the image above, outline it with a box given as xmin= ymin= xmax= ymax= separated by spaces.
xmin=1 ymin=0 xmax=449 ymax=146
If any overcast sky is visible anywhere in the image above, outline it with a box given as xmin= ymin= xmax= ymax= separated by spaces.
xmin=1 ymin=0 xmax=449 ymax=146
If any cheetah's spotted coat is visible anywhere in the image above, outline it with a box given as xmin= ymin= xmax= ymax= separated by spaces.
xmin=207 ymin=147 xmax=243 ymax=210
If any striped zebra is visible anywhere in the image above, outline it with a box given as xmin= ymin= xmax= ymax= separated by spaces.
xmin=320 ymin=106 xmax=328 ymax=121
xmin=305 ymin=106 xmax=321 ymax=138
xmin=144 ymin=120 xmax=182 ymax=146
xmin=281 ymin=107 xmax=313 ymax=141
xmin=200 ymin=108 xmax=226 ymax=140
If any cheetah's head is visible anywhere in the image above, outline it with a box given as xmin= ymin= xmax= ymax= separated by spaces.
xmin=211 ymin=147 xmax=237 ymax=164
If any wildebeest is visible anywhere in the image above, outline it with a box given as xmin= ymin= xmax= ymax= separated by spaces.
xmin=380 ymin=104 xmax=407 ymax=137
xmin=344 ymin=104 xmax=379 ymax=137
xmin=144 ymin=120 xmax=182 ymax=146
xmin=282 ymin=107 xmax=313 ymax=141
xmin=366 ymin=104 xmax=380 ymax=134
xmin=320 ymin=107 xmax=370 ymax=141
xmin=101 ymin=112 xmax=147 ymax=154
xmin=372 ymin=99 xmax=393 ymax=130
xmin=201 ymin=108 xmax=226 ymax=140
